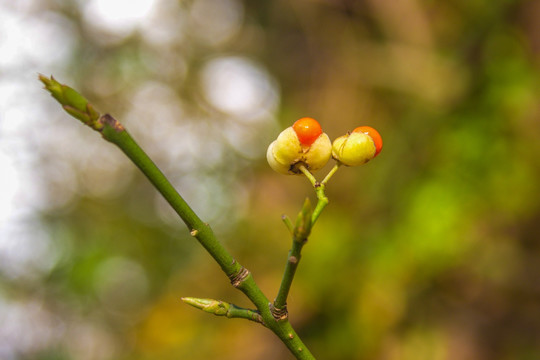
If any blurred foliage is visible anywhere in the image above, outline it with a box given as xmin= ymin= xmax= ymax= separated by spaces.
xmin=2 ymin=0 xmax=540 ymax=359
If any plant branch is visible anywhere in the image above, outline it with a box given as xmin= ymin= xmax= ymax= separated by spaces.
xmin=100 ymin=114 xmax=242 ymax=274
xmin=100 ymin=114 xmax=315 ymax=358
xmin=298 ymin=164 xmax=318 ymax=187
xmin=282 ymin=215 xmax=294 ymax=234
xmin=181 ymin=297 xmax=264 ymax=324
xmin=274 ymin=198 xmax=312 ymax=312
xmin=312 ymin=185 xmax=329 ymax=225
xmin=321 ymin=163 xmax=341 ymax=185
xmin=40 ymin=75 xmax=316 ymax=360
xmin=274 ymin=163 xmax=338 ymax=312
xmin=273 ymin=237 xmax=306 ymax=312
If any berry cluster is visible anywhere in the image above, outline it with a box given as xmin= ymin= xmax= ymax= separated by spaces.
xmin=267 ymin=118 xmax=382 ymax=175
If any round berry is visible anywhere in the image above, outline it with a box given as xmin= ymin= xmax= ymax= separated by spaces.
xmin=293 ymin=117 xmax=323 ymax=146
xmin=332 ymin=132 xmax=375 ymax=166
xmin=353 ymin=126 xmax=383 ymax=156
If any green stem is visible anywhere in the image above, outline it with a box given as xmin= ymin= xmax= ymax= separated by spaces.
xmin=282 ymin=215 xmax=294 ymax=234
xmin=99 ymin=115 xmax=239 ymax=277
xmin=274 ymin=165 xmax=334 ymax=313
xmin=274 ymin=236 xmax=306 ymax=311
xmin=296 ymin=164 xmax=332 ymax=227
xmin=298 ymin=164 xmax=317 ymax=187
xmin=311 ymin=163 xmax=341 ymax=225
xmin=274 ymin=198 xmax=313 ymax=311
xmin=229 ymin=270 xmax=315 ymax=358
xmin=227 ymin=304 xmax=264 ymax=323
xmin=312 ymin=185 xmax=328 ymax=225
xmin=40 ymin=76 xmax=316 ymax=359
xmin=321 ymin=163 xmax=341 ymax=185
xmin=99 ymin=114 xmax=315 ymax=360
xmin=274 ymin=195 xmax=322 ymax=312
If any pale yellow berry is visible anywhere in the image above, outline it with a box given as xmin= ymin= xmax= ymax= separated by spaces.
xmin=304 ymin=133 xmax=331 ymax=171
xmin=332 ymin=132 xmax=376 ymax=166
xmin=267 ymin=119 xmax=332 ymax=175
xmin=272 ymin=127 xmax=303 ymax=167
xmin=266 ymin=140 xmax=291 ymax=174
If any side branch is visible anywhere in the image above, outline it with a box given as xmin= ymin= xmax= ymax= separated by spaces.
xmin=40 ymin=75 xmax=316 ymax=360
xmin=98 ymin=115 xmax=316 ymax=359
xmin=274 ymin=164 xmax=335 ymax=314
xmin=181 ymin=297 xmax=264 ymax=324
xmin=273 ymin=239 xmax=305 ymax=315
xmin=274 ymin=198 xmax=312 ymax=312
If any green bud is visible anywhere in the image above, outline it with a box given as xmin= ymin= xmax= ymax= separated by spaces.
xmin=39 ymin=74 xmax=101 ymax=129
xmin=181 ymin=297 xmax=230 ymax=316
xmin=294 ymin=198 xmax=313 ymax=240
xmin=62 ymin=105 xmax=91 ymax=124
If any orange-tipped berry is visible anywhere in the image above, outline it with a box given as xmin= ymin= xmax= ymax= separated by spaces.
xmin=292 ymin=117 xmax=322 ymax=146
xmin=353 ymin=126 xmax=383 ymax=157
xmin=332 ymin=126 xmax=383 ymax=166
xmin=267 ymin=118 xmax=332 ymax=174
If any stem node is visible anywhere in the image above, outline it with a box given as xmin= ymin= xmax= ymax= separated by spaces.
xmin=41 ymin=76 xmax=317 ymax=360
xmin=229 ymin=266 xmax=250 ymax=288
xmin=270 ymin=302 xmax=288 ymax=321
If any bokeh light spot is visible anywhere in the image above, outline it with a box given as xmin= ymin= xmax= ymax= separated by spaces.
xmin=201 ymin=56 xmax=279 ymax=120
xmin=84 ymin=0 xmax=157 ymax=39
xmin=189 ymin=0 xmax=244 ymax=46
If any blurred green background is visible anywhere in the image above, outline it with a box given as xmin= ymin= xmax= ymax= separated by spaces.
xmin=1 ymin=0 xmax=540 ymax=359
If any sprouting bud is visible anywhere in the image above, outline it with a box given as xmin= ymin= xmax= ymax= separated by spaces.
xmin=39 ymin=74 xmax=102 ymax=130
xmin=267 ymin=118 xmax=332 ymax=174
xmin=332 ymin=126 xmax=383 ymax=166
xmin=181 ymin=297 xmax=230 ymax=316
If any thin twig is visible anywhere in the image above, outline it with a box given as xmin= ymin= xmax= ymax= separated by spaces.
xmin=40 ymin=75 xmax=316 ymax=360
